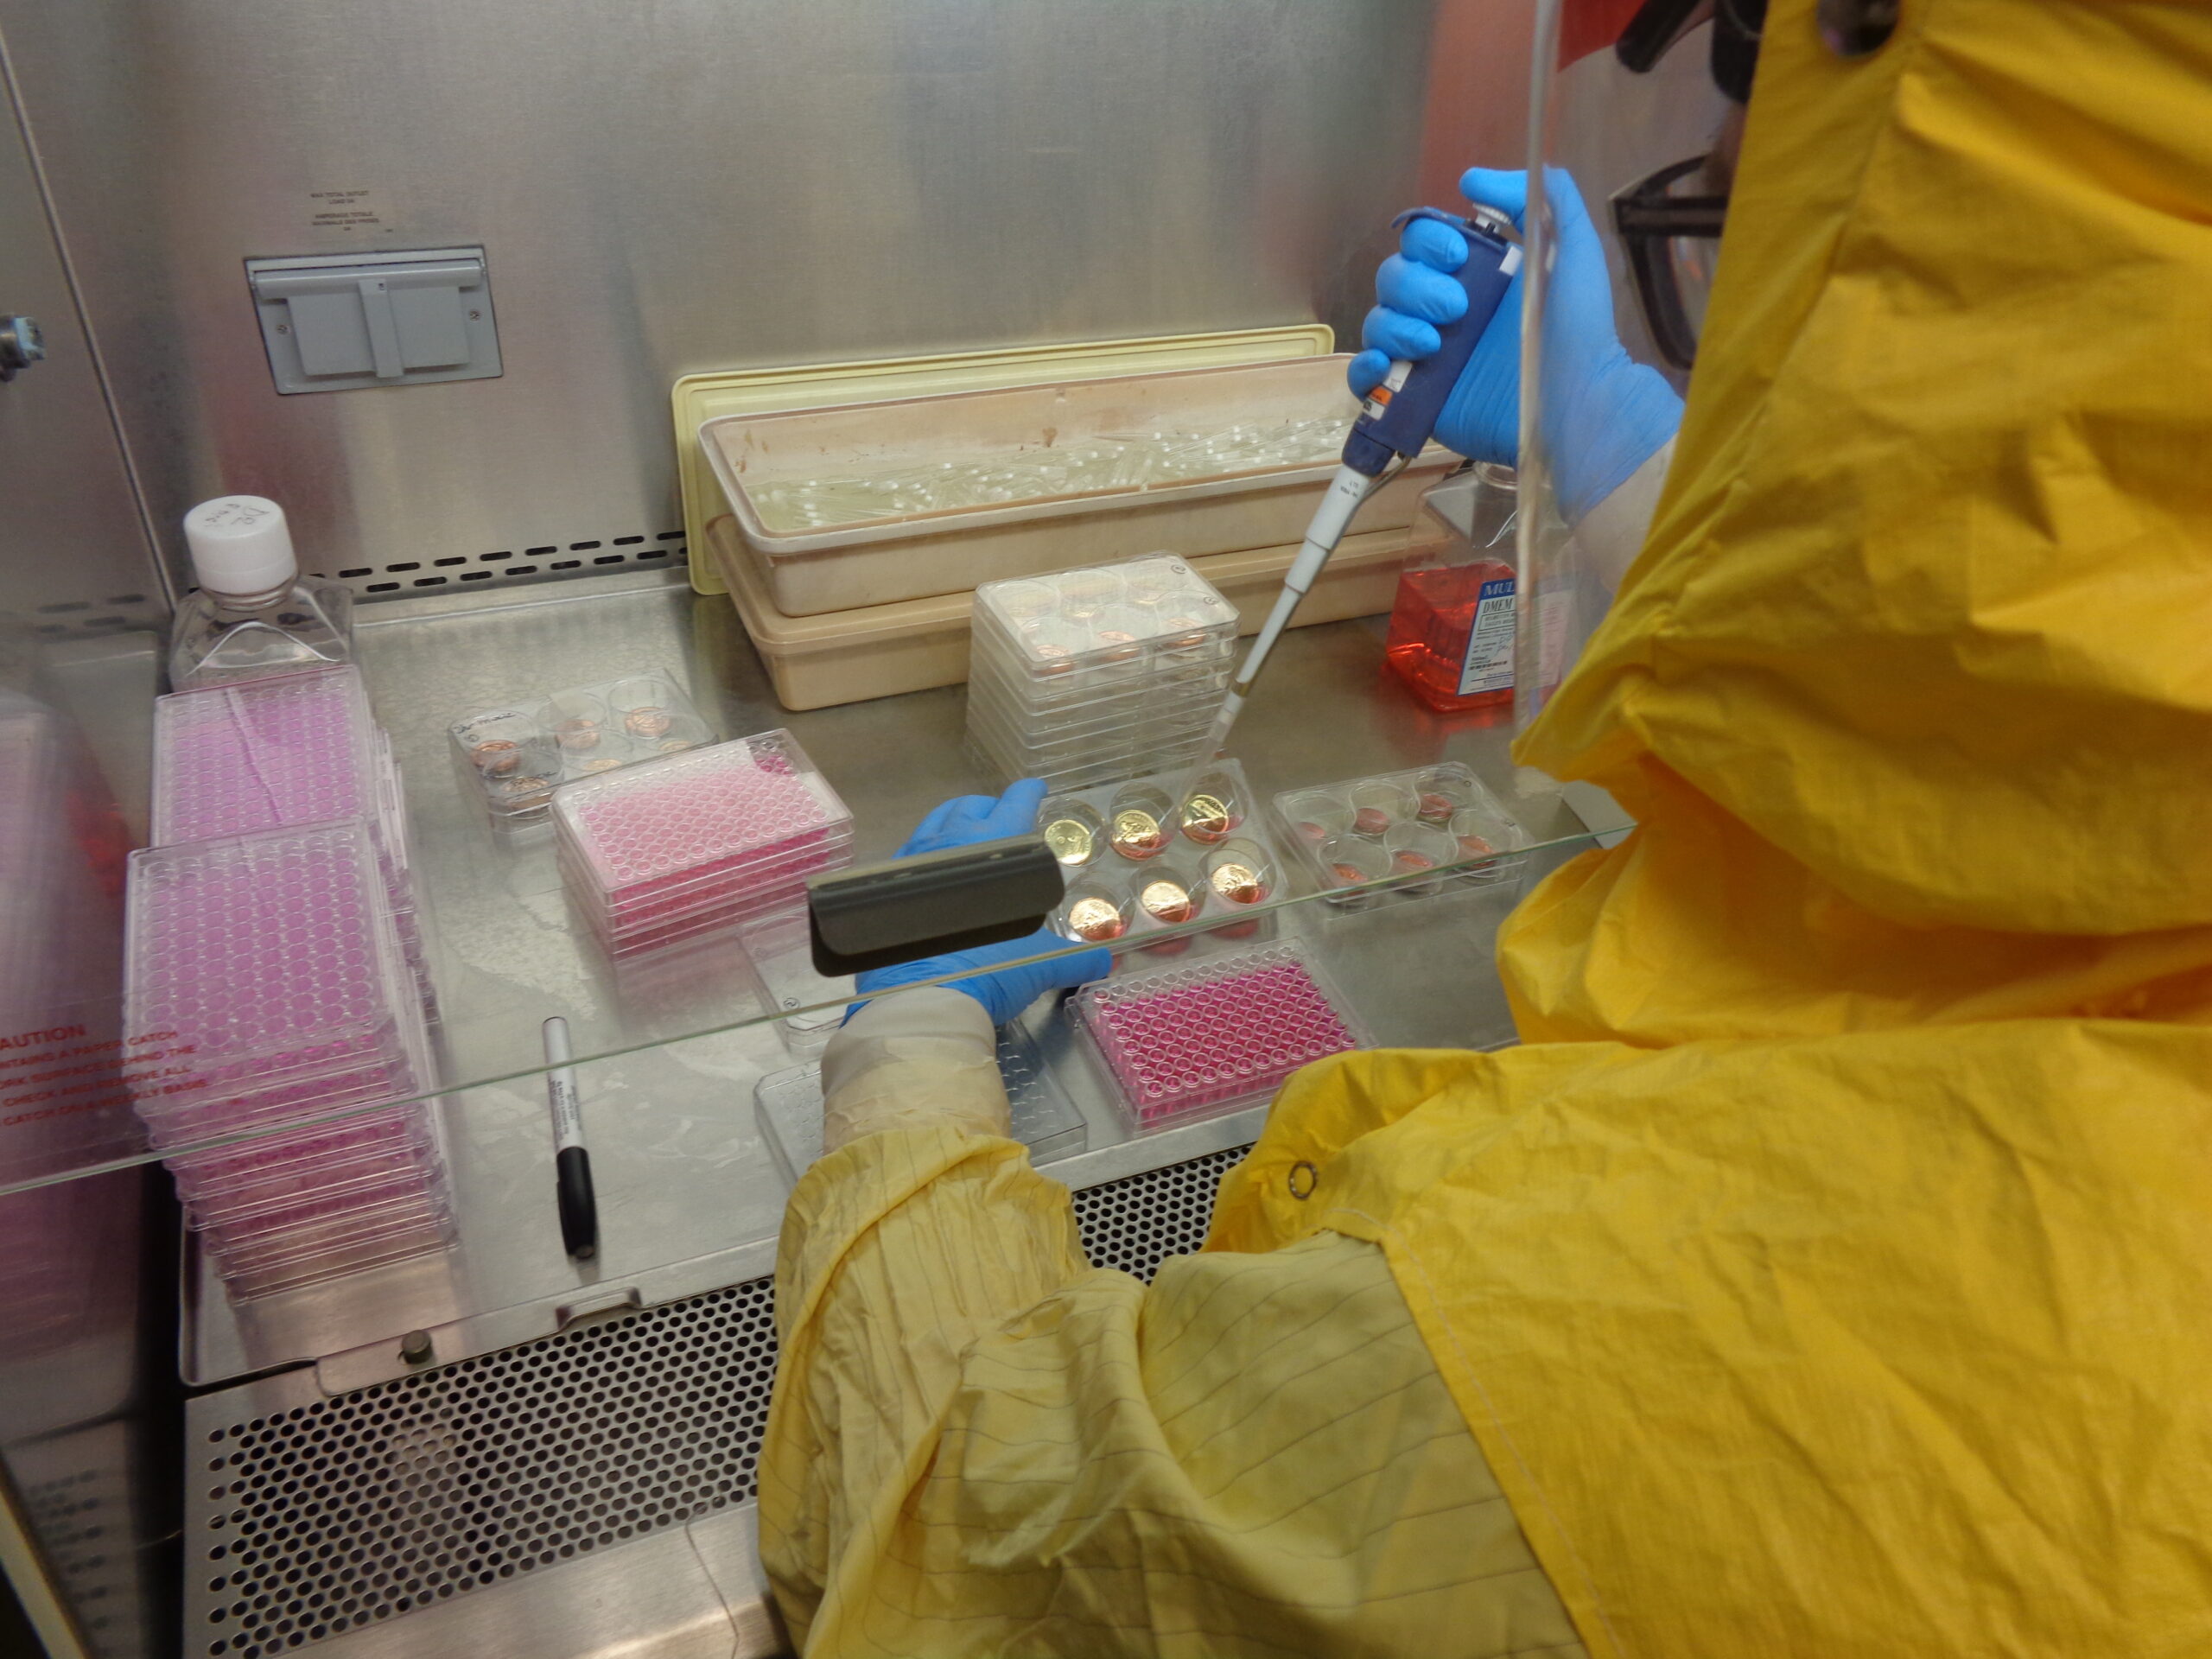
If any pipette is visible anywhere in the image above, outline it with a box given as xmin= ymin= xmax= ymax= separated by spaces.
xmin=1192 ymin=205 xmax=1524 ymax=767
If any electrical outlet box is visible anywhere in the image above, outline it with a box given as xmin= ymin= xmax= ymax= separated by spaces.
xmin=247 ymin=247 xmax=501 ymax=394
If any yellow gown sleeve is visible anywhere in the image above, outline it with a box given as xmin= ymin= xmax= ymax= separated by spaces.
xmin=759 ymin=1124 xmax=1584 ymax=1659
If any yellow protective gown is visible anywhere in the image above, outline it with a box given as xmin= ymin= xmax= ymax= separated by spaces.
xmin=761 ymin=0 xmax=2212 ymax=1651
xmin=1503 ymin=0 xmax=2212 ymax=1041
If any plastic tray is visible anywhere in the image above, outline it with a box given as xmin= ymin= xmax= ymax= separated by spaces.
xmin=1071 ymin=939 xmax=1370 ymax=1133
xmin=553 ymin=730 xmax=853 ymax=904
xmin=964 ymin=703 xmax=1221 ymax=779
xmin=965 ymin=648 xmax=1231 ymax=729
xmin=134 ymin=1055 xmax=428 ymax=1144
xmin=556 ymin=819 xmax=853 ymax=918
xmin=216 ymin=1229 xmax=450 ymax=1300
xmin=1036 ymin=760 xmax=1286 ymax=952
xmin=202 ymin=1184 xmax=453 ymax=1259
xmin=1270 ymin=761 xmax=1531 ymax=906
xmin=705 ymin=513 xmax=1425 ymax=712
xmin=209 ymin=1203 xmax=454 ymax=1299
xmin=450 ymin=669 xmax=716 ymax=824
xmin=572 ymin=882 xmax=826 ymax=960
xmin=968 ymin=717 xmax=1219 ymax=794
xmin=171 ymin=1121 xmax=439 ymax=1211
xmin=963 ymin=558 xmax=1243 ymax=788
xmin=124 ymin=822 xmax=423 ymax=1105
xmin=734 ymin=906 xmax=849 ymax=1056
xmin=167 ymin=1107 xmax=434 ymax=1192
xmin=186 ymin=1158 xmax=447 ymax=1236
xmin=677 ymin=324 xmax=1337 ymax=597
xmin=701 ymin=354 xmax=1452 ymax=614
xmin=971 ymin=557 xmax=1238 ymax=678
xmin=753 ymin=1027 xmax=1087 ymax=1186
xmin=153 ymin=666 xmax=386 ymax=842
xmin=151 ymin=667 xmax=428 ymax=975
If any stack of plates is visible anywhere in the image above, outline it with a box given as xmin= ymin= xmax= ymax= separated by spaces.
xmin=553 ymin=729 xmax=854 ymax=957
xmin=966 ymin=556 xmax=1236 ymax=790
xmin=124 ymin=821 xmax=450 ymax=1299
xmin=153 ymin=666 xmax=433 ymax=1014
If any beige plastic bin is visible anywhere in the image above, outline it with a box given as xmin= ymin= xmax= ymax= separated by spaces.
xmin=700 ymin=355 xmax=1452 ymax=616
xmin=674 ymin=325 xmax=1336 ymax=599
xmin=706 ymin=515 xmax=1435 ymax=712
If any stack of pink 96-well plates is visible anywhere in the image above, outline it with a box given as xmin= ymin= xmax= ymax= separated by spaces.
xmin=124 ymin=818 xmax=449 ymax=1299
xmin=1071 ymin=939 xmax=1371 ymax=1131
xmin=552 ymin=729 xmax=855 ymax=957
xmin=152 ymin=666 xmax=433 ymax=1014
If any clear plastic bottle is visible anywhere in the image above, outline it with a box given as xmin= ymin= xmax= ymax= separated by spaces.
xmin=167 ymin=496 xmax=353 ymax=690
xmin=1382 ymin=462 xmax=1518 ymax=714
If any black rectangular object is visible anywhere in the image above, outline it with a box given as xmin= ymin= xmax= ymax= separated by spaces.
xmin=807 ymin=834 xmax=1064 ymax=977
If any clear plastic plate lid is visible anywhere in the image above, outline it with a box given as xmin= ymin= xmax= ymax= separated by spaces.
xmin=152 ymin=665 xmax=384 ymax=845
xmin=973 ymin=556 xmax=1239 ymax=677
xmin=124 ymin=819 xmax=421 ymax=1094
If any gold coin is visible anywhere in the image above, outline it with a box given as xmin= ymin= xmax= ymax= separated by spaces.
xmin=1042 ymin=817 xmax=1096 ymax=866
xmin=1209 ymin=861 xmax=1265 ymax=904
xmin=1109 ymin=810 xmax=1166 ymax=856
xmin=623 ymin=707 xmax=674 ymax=739
xmin=1139 ymin=878 xmax=1198 ymax=923
xmin=1180 ymin=793 xmax=1232 ymax=842
xmin=1065 ymin=896 xmax=1127 ymax=942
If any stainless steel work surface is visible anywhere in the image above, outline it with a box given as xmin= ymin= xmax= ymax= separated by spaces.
xmin=359 ymin=569 xmax=1581 ymax=1090
xmin=181 ymin=574 xmax=1588 ymax=1383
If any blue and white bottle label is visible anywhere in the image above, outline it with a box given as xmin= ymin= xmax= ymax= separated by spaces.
xmin=1457 ymin=575 xmax=1516 ymax=696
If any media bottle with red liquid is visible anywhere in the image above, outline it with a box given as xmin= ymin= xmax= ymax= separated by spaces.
xmin=1383 ymin=462 xmax=1518 ymax=713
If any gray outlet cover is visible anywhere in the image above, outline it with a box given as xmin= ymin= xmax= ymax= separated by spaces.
xmin=247 ymin=247 xmax=501 ymax=394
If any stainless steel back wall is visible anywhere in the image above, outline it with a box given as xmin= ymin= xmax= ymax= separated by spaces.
xmin=0 ymin=0 xmax=1437 ymax=601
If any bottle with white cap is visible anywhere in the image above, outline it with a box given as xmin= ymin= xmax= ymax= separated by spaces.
xmin=167 ymin=495 xmax=354 ymax=690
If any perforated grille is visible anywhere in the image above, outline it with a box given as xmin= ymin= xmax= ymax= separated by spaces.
xmin=1071 ymin=1143 xmax=1251 ymax=1281
xmin=29 ymin=591 xmax=160 ymax=639
xmin=190 ymin=1142 xmax=1253 ymax=1656
xmin=195 ymin=1278 xmax=776 ymax=1657
xmin=328 ymin=531 xmax=689 ymax=600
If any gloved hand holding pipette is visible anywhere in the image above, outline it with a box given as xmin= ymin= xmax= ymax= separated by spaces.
xmin=1197 ymin=166 xmax=1692 ymax=768
xmin=1350 ymin=168 xmax=1684 ymax=524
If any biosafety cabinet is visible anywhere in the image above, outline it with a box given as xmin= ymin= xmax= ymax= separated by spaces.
xmin=0 ymin=3 xmax=1653 ymax=1654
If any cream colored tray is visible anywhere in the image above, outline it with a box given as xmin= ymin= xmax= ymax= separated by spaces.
xmin=673 ymin=324 xmax=1334 ymax=598
xmin=703 ymin=514 xmax=1430 ymax=712
xmin=699 ymin=354 xmax=1452 ymax=615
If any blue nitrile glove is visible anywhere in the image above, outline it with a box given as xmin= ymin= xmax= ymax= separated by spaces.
xmin=1348 ymin=167 xmax=1683 ymax=522
xmin=851 ymin=778 xmax=1111 ymax=1026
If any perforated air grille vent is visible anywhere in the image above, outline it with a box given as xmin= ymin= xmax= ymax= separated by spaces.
xmin=189 ymin=1142 xmax=1254 ymax=1656
xmin=327 ymin=530 xmax=689 ymax=600
xmin=195 ymin=1278 xmax=777 ymax=1656
xmin=1071 ymin=1143 xmax=1249 ymax=1281
xmin=29 ymin=592 xmax=161 ymax=639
